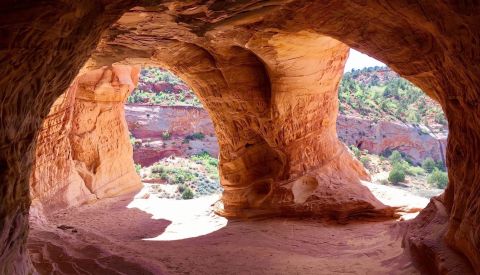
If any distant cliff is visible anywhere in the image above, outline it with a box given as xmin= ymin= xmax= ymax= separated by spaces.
xmin=126 ymin=104 xmax=446 ymax=166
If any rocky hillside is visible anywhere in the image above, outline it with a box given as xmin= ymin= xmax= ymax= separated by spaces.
xmin=339 ymin=67 xmax=447 ymax=133
xmin=126 ymin=66 xmax=449 ymax=198
xmin=128 ymin=67 xmax=201 ymax=107
xmin=129 ymin=67 xmax=448 ymax=135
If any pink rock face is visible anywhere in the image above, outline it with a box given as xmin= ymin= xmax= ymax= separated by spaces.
xmin=125 ymin=104 xmax=447 ymax=167
xmin=125 ymin=104 xmax=219 ymax=166
xmin=30 ymin=65 xmax=142 ymax=211
xmin=125 ymin=105 xmax=215 ymax=138
xmin=337 ymin=115 xmax=447 ymax=164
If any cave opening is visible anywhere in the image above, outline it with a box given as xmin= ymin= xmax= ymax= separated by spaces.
xmin=1 ymin=1 xmax=479 ymax=274
xmin=125 ymin=66 xmax=227 ymax=241
xmin=336 ymin=49 xmax=449 ymax=207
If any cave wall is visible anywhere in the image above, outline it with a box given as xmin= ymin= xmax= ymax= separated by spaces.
xmin=0 ymin=0 xmax=479 ymax=273
xmin=85 ymin=10 xmax=397 ymax=219
xmin=31 ymin=65 xmax=142 ymax=211
xmin=0 ymin=1 xmax=137 ymax=272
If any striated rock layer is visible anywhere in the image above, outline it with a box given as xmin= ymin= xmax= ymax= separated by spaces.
xmin=0 ymin=0 xmax=479 ymax=273
xmin=31 ymin=65 xmax=141 ymax=211
xmin=337 ymin=115 xmax=447 ymax=165
xmin=126 ymin=105 xmax=447 ymax=166
xmin=125 ymin=104 xmax=218 ymax=166
xmin=85 ymin=9 xmax=396 ymax=221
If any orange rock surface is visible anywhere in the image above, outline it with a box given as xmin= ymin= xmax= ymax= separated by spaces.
xmin=0 ymin=1 xmax=479 ymax=273
xmin=30 ymin=65 xmax=141 ymax=211
xmin=85 ymin=10 xmax=395 ymax=221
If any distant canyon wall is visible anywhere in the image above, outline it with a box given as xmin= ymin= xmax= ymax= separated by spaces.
xmin=125 ymin=104 xmax=218 ymax=166
xmin=126 ymin=105 xmax=447 ymax=166
xmin=337 ymin=116 xmax=447 ymax=165
xmin=30 ymin=65 xmax=141 ymax=211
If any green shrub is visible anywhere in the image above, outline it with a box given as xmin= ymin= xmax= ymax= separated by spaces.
xmin=388 ymin=166 xmax=406 ymax=183
xmin=350 ymin=145 xmax=361 ymax=159
xmin=181 ymin=187 xmax=195 ymax=199
xmin=428 ymin=168 xmax=448 ymax=189
xmin=388 ymin=150 xmax=403 ymax=164
xmin=161 ymin=130 xmax=171 ymax=140
xmin=435 ymin=160 xmax=446 ymax=171
xmin=134 ymin=164 xmax=142 ymax=175
xmin=151 ymin=165 xmax=164 ymax=174
xmin=360 ymin=156 xmax=370 ymax=168
xmin=185 ymin=132 xmax=205 ymax=141
xmin=177 ymin=184 xmax=186 ymax=193
xmin=422 ymin=157 xmax=436 ymax=173
xmin=406 ymin=165 xmax=424 ymax=176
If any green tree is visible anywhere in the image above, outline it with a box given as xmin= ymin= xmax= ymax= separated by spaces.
xmin=422 ymin=157 xmax=436 ymax=173
xmin=181 ymin=187 xmax=195 ymax=199
xmin=427 ymin=168 xmax=448 ymax=189
xmin=389 ymin=150 xmax=403 ymax=164
xmin=388 ymin=166 xmax=405 ymax=184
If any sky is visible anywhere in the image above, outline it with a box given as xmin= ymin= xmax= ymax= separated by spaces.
xmin=343 ymin=49 xmax=385 ymax=72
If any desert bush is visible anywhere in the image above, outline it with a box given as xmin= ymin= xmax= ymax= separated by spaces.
xmin=435 ymin=160 xmax=446 ymax=171
xmin=184 ymin=132 xmax=205 ymax=141
xmin=378 ymin=179 xmax=390 ymax=185
xmin=177 ymin=184 xmax=186 ymax=193
xmin=388 ymin=150 xmax=403 ymax=164
xmin=405 ymin=165 xmax=424 ymax=176
xmin=181 ymin=187 xmax=195 ymax=199
xmin=151 ymin=164 xmax=164 ymax=174
xmin=428 ymin=168 xmax=448 ymax=189
xmin=161 ymin=130 xmax=171 ymax=140
xmin=422 ymin=157 xmax=436 ymax=173
xmin=388 ymin=166 xmax=405 ymax=183
xmin=360 ymin=156 xmax=370 ymax=168
xmin=349 ymin=145 xmax=361 ymax=159
xmin=135 ymin=164 xmax=142 ymax=175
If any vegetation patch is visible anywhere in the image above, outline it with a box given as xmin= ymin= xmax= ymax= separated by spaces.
xmin=183 ymin=132 xmax=205 ymax=143
xmin=128 ymin=67 xmax=201 ymax=107
xmin=339 ymin=66 xmax=447 ymax=131
xmin=141 ymin=152 xmax=221 ymax=199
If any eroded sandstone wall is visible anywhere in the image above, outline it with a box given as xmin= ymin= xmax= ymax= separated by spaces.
xmin=0 ymin=1 xmax=137 ymax=272
xmin=1 ymin=1 xmax=479 ymax=273
xmin=85 ymin=11 xmax=397 ymax=220
xmin=30 ymin=65 xmax=141 ymax=211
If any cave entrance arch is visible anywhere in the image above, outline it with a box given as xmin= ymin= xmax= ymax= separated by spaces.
xmin=336 ymin=53 xmax=449 ymax=197
xmin=1 ymin=1 xmax=479 ymax=274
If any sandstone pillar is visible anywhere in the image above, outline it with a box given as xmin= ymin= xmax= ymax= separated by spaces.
xmin=151 ymin=35 xmax=394 ymax=218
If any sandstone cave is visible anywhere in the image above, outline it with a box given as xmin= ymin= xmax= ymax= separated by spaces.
xmin=1 ymin=1 xmax=479 ymax=274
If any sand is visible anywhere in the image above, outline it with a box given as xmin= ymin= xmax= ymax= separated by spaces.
xmin=28 ymin=183 xmax=426 ymax=274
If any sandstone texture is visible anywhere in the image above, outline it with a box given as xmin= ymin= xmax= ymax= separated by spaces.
xmin=86 ymin=8 xmax=396 ymax=222
xmin=31 ymin=65 xmax=141 ymax=211
xmin=0 ymin=1 xmax=479 ymax=273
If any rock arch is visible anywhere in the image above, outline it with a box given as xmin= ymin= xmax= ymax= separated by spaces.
xmin=0 ymin=1 xmax=479 ymax=273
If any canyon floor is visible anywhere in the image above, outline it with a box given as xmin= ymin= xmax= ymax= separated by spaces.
xmin=27 ymin=183 xmax=433 ymax=274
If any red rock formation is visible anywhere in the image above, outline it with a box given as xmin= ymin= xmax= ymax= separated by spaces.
xmin=126 ymin=105 xmax=446 ymax=166
xmin=337 ymin=115 xmax=447 ymax=164
xmin=85 ymin=10 xmax=397 ymax=221
xmin=126 ymin=104 xmax=219 ymax=166
xmin=126 ymin=105 xmax=216 ymax=138
xmin=30 ymin=65 xmax=141 ymax=211
xmin=0 ymin=1 xmax=479 ymax=273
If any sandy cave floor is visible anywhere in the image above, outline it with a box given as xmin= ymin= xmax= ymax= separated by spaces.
xmin=28 ymin=183 xmax=430 ymax=274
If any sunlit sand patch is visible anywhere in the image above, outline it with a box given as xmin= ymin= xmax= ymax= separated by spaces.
xmin=128 ymin=191 xmax=227 ymax=241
